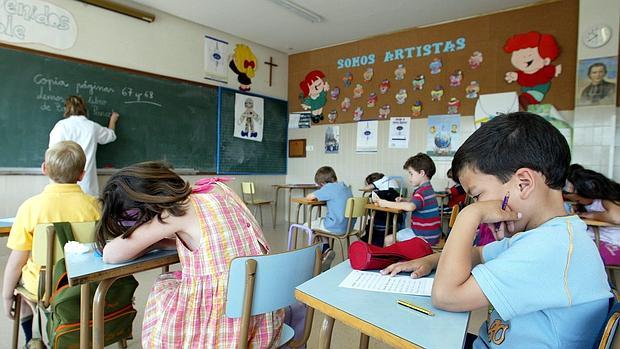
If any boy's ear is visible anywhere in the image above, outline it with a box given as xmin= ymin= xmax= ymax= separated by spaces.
xmin=78 ymin=171 xmax=85 ymax=181
xmin=515 ymin=168 xmax=535 ymax=199
xmin=41 ymin=162 xmax=46 ymax=175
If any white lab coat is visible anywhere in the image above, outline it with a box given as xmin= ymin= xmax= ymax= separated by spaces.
xmin=49 ymin=115 xmax=116 ymax=197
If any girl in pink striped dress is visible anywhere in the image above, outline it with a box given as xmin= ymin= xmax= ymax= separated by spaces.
xmin=96 ymin=162 xmax=283 ymax=348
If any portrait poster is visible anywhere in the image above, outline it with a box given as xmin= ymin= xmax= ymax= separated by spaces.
xmin=234 ymin=93 xmax=264 ymax=142
xmin=388 ymin=117 xmax=410 ymax=149
xmin=325 ymin=126 xmax=340 ymax=154
xmin=576 ymin=56 xmax=617 ymax=106
xmin=426 ymin=114 xmax=461 ymax=157
xmin=356 ymin=121 xmax=378 ymax=153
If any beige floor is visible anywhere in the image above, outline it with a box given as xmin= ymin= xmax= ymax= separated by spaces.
xmin=0 ymin=220 xmax=486 ymax=349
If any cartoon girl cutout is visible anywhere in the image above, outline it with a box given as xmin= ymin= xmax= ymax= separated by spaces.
xmin=411 ymin=100 xmax=423 ymax=117
xmin=394 ymin=64 xmax=406 ymax=80
xmin=449 ymin=70 xmax=463 ymax=87
xmin=353 ymin=106 xmax=364 ymax=121
xmin=330 ymin=87 xmax=340 ymax=100
xmin=353 ymin=84 xmax=364 ymax=99
xmin=395 ymin=89 xmax=407 ymax=104
xmin=412 ymin=75 xmax=425 ymax=91
xmin=429 ymin=58 xmax=442 ymax=74
xmin=431 ymin=85 xmax=444 ymax=101
xmin=379 ymin=79 xmax=390 ymax=94
xmin=341 ymin=97 xmax=351 ymax=112
xmin=378 ymin=105 xmax=391 ymax=119
xmin=367 ymin=92 xmax=378 ymax=108
xmin=469 ymin=51 xmax=483 ymax=69
xmin=343 ymin=71 xmax=353 ymax=88
xmin=447 ymin=97 xmax=461 ymax=114
xmin=300 ymin=70 xmax=330 ymax=123
xmin=229 ymin=44 xmax=257 ymax=91
xmin=465 ymin=81 xmax=480 ymax=99
xmin=363 ymin=67 xmax=374 ymax=81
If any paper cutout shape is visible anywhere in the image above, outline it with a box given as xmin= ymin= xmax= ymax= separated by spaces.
xmin=363 ymin=67 xmax=374 ymax=81
xmin=503 ymin=31 xmax=561 ymax=108
xmin=431 ymin=86 xmax=444 ymax=101
xmin=328 ymin=109 xmax=338 ymax=123
xmin=229 ymin=44 xmax=257 ymax=91
xmin=412 ymin=75 xmax=425 ymax=91
xmin=449 ymin=70 xmax=463 ymax=87
xmin=299 ymin=70 xmax=330 ymax=123
xmin=343 ymin=71 xmax=353 ymax=87
xmin=465 ymin=81 xmax=480 ymax=99
xmin=411 ymin=100 xmax=423 ymax=117
xmin=353 ymin=106 xmax=364 ymax=121
xmin=325 ymin=126 xmax=340 ymax=153
xmin=395 ymin=89 xmax=407 ymax=105
xmin=394 ymin=64 xmax=406 ymax=80
xmin=379 ymin=105 xmax=391 ymax=119
xmin=330 ymin=87 xmax=340 ymax=100
xmin=447 ymin=97 xmax=461 ymax=114
xmin=380 ymin=79 xmax=390 ymax=94
xmin=353 ymin=83 xmax=364 ymax=99
xmin=341 ymin=97 xmax=352 ymax=111
xmin=468 ymin=51 xmax=483 ymax=69
xmin=474 ymin=92 xmax=519 ymax=127
xmin=429 ymin=58 xmax=442 ymax=74
xmin=234 ymin=94 xmax=263 ymax=142
xmin=367 ymin=92 xmax=378 ymax=107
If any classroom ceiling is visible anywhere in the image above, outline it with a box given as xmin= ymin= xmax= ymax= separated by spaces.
xmin=129 ymin=0 xmax=542 ymax=54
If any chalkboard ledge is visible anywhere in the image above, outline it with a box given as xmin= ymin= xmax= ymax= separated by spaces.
xmin=0 ymin=168 xmax=201 ymax=175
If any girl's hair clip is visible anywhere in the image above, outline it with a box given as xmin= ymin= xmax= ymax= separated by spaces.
xmin=192 ymin=177 xmax=234 ymax=194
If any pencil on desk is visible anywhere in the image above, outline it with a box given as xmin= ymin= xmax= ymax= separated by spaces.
xmin=397 ymin=300 xmax=435 ymax=316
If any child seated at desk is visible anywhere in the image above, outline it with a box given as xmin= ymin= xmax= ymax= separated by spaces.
xmin=446 ymin=168 xmax=467 ymax=209
xmin=3 ymin=141 xmax=101 ymax=343
xmin=96 ymin=162 xmax=282 ymax=348
xmin=382 ymin=112 xmax=611 ymax=349
xmin=361 ymin=172 xmax=403 ymax=246
xmin=305 ymin=166 xmax=354 ymax=234
xmin=376 ymin=153 xmax=442 ymax=245
xmin=565 ymin=165 xmax=620 ymax=265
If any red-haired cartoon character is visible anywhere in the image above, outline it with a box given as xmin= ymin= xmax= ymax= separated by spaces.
xmin=503 ymin=31 xmax=562 ymax=108
xmin=300 ymin=70 xmax=330 ymax=123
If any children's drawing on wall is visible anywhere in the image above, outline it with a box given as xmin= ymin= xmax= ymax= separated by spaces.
xmin=234 ymin=93 xmax=264 ymax=142
xmin=299 ymin=70 xmax=330 ymax=124
xmin=356 ymin=120 xmax=378 ymax=152
xmin=204 ymin=35 xmax=229 ymax=83
xmin=427 ymin=114 xmax=461 ymax=156
xmin=503 ymin=31 xmax=561 ymax=109
xmin=389 ymin=117 xmax=410 ymax=149
xmin=229 ymin=44 xmax=257 ymax=91
xmin=325 ymin=126 xmax=340 ymax=154
xmin=576 ymin=56 xmax=617 ymax=106
xmin=468 ymin=51 xmax=483 ymax=69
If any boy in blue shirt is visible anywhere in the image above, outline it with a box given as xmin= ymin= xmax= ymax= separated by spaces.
xmin=306 ymin=166 xmax=353 ymax=233
xmin=382 ymin=112 xmax=611 ymax=348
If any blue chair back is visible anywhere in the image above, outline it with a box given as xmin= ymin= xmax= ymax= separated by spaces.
xmin=226 ymin=243 xmax=321 ymax=317
xmin=596 ymin=299 xmax=620 ymax=349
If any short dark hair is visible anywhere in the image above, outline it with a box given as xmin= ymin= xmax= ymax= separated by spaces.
xmin=365 ymin=172 xmax=384 ymax=185
xmin=403 ymin=153 xmax=436 ymax=179
xmin=588 ymin=63 xmax=607 ymax=75
xmin=314 ymin=166 xmax=337 ymax=185
xmin=451 ymin=112 xmax=570 ymax=189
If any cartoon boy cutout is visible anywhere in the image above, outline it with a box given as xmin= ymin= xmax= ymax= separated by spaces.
xmin=503 ymin=32 xmax=562 ymax=109
xmin=300 ymin=70 xmax=330 ymax=123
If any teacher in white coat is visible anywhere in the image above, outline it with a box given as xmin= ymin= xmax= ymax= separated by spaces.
xmin=49 ymin=95 xmax=119 ymax=197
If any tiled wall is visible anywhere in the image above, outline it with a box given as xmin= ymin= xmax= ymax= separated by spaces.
xmin=572 ymin=106 xmax=617 ymax=177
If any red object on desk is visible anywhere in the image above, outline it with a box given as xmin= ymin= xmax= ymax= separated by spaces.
xmin=348 ymin=238 xmax=432 ymax=271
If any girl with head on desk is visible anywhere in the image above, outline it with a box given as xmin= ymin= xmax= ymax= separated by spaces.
xmin=95 ymin=161 xmax=283 ymax=348
xmin=565 ymin=165 xmax=620 ymax=265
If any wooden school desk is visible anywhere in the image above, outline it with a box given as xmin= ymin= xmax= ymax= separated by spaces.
xmin=273 ymin=184 xmax=319 ymax=227
xmin=584 ymin=219 xmax=620 ymax=286
xmin=290 ymin=197 xmax=326 ymax=248
xmin=65 ymin=246 xmax=179 ymax=349
xmin=365 ymin=204 xmax=402 ymax=246
xmin=295 ymin=261 xmax=470 ymax=349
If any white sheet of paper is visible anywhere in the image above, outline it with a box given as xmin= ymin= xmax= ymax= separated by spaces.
xmin=388 ymin=117 xmax=410 ymax=148
xmin=356 ymin=121 xmax=378 ymax=152
xmin=339 ymin=270 xmax=433 ymax=296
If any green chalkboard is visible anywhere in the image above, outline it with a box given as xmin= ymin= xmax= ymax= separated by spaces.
xmin=0 ymin=44 xmax=217 ymax=172
xmin=218 ymin=88 xmax=288 ymax=174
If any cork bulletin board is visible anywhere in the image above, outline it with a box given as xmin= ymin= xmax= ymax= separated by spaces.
xmin=288 ymin=0 xmax=579 ymax=125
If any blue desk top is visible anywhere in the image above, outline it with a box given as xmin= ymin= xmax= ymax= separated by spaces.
xmin=296 ymin=261 xmax=470 ymax=349
xmin=65 ymin=244 xmax=179 ymax=285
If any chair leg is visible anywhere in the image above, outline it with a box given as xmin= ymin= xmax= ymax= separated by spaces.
xmin=271 ymin=204 xmax=276 ymax=229
xmin=338 ymin=239 xmax=345 ymax=263
xmin=259 ymin=205 xmax=264 ymax=226
xmin=118 ymin=338 xmax=128 ymax=348
xmin=12 ymin=294 xmax=21 ymax=349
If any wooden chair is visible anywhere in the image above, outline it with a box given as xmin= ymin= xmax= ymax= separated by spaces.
xmin=432 ymin=205 xmax=459 ymax=253
xmin=241 ymin=182 xmax=275 ymax=228
xmin=225 ymin=244 xmax=322 ymax=349
xmin=312 ymin=197 xmax=369 ymax=260
xmin=597 ymin=301 xmax=620 ymax=349
xmin=11 ymin=222 xmax=130 ymax=349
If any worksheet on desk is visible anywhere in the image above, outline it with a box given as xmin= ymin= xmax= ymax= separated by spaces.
xmin=339 ymin=270 xmax=433 ymax=296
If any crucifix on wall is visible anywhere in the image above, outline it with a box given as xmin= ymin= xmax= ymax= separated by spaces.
xmin=264 ymin=56 xmax=278 ymax=87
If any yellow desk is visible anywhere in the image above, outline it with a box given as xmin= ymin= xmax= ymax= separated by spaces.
xmin=273 ymin=184 xmax=319 ymax=227
xmin=364 ymin=204 xmax=403 ymax=246
xmin=290 ymin=197 xmax=326 ymax=248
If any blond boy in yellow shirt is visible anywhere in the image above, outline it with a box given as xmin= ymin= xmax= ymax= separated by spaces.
xmin=2 ymin=141 xmax=100 ymax=342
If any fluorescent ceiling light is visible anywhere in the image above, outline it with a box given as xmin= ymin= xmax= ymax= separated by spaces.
xmin=268 ymin=0 xmax=324 ymax=23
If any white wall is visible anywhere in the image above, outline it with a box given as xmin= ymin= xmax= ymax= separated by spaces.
xmin=0 ymin=0 xmax=290 ymax=219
